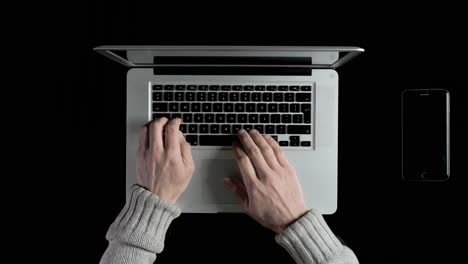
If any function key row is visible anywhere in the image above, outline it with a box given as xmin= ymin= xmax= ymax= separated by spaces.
xmin=152 ymin=84 xmax=312 ymax=91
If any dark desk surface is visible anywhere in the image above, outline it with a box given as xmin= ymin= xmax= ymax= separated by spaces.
xmin=48 ymin=3 xmax=467 ymax=263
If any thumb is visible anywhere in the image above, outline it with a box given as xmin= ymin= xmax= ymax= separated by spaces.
xmin=224 ymin=177 xmax=248 ymax=210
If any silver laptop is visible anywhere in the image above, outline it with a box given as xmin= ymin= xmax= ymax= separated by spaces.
xmin=94 ymin=46 xmax=364 ymax=214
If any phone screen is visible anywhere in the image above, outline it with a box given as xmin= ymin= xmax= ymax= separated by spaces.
xmin=402 ymin=89 xmax=449 ymax=181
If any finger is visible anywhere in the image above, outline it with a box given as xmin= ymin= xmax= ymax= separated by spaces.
xmin=232 ymin=142 xmax=258 ymax=188
xmin=179 ymin=131 xmax=194 ymax=169
xmin=149 ymin=117 xmax=169 ymax=153
xmin=137 ymin=126 xmax=148 ymax=157
xmin=264 ymin=134 xmax=290 ymax=167
xmin=165 ymin=118 xmax=182 ymax=155
xmin=249 ymin=130 xmax=280 ymax=168
xmin=237 ymin=129 xmax=271 ymax=175
xmin=224 ymin=177 xmax=248 ymax=209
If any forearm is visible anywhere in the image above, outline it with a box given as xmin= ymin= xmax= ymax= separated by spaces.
xmin=100 ymin=185 xmax=181 ymax=264
xmin=275 ymin=210 xmax=359 ymax=264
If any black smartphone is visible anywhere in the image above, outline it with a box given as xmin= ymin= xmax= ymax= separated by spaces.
xmin=401 ymin=89 xmax=450 ymax=181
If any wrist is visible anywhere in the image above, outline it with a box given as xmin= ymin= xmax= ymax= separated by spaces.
xmin=276 ymin=208 xmax=309 ymax=234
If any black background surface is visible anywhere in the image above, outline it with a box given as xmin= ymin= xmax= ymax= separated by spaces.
xmin=36 ymin=2 xmax=467 ymax=263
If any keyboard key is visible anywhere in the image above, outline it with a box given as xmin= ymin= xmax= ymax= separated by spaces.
xmin=216 ymin=114 xmax=225 ymax=123
xmin=179 ymin=124 xmax=187 ymax=133
xmin=221 ymin=85 xmax=231 ymax=91
xmin=289 ymin=85 xmax=300 ymax=91
xmin=285 ymin=93 xmax=294 ymax=102
xmin=241 ymin=93 xmax=250 ymax=101
xmin=153 ymin=85 xmax=163 ymax=90
xmin=186 ymin=135 xmax=198 ymax=145
xmin=229 ymin=92 xmax=240 ymax=101
xmin=301 ymin=104 xmax=311 ymax=123
xmin=153 ymin=102 xmax=168 ymax=112
xmin=238 ymin=114 xmax=247 ymax=123
xmin=186 ymin=92 xmax=195 ymax=101
xmin=235 ymin=103 xmax=245 ymax=112
xmin=246 ymin=103 xmax=255 ymax=112
xmin=254 ymin=125 xmax=264 ymax=133
xmin=189 ymin=124 xmax=198 ymax=133
xmin=205 ymin=114 xmax=214 ymax=123
xmin=252 ymin=92 xmax=261 ymax=102
xmin=194 ymin=113 xmax=203 ymax=123
xmin=279 ymin=103 xmax=289 ymax=112
xmin=271 ymin=135 xmax=278 ymax=141
xmin=243 ymin=85 xmax=254 ymax=91
xmin=210 ymin=124 xmax=220 ymax=133
xmin=221 ymin=125 xmax=231 ymax=134
xmin=199 ymin=124 xmax=209 ymax=133
xmin=265 ymin=125 xmax=275 ymax=134
xmin=209 ymin=85 xmax=220 ymax=91
xmin=153 ymin=113 xmax=170 ymax=119
xmin=281 ymin=114 xmax=291 ymax=123
xmin=274 ymin=93 xmax=284 ymax=102
xmin=202 ymin=103 xmax=211 ymax=112
xmin=255 ymin=85 xmax=265 ymax=91
xmin=219 ymin=92 xmax=228 ymax=101
xmin=224 ymin=103 xmax=234 ymax=112
xmin=197 ymin=92 xmax=207 ymax=101
xmin=276 ymin=125 xmax=286 ymax=134
xmin=260 ymin=114 xmax=269 ymax=123
xmin=176 ymin=85 xmax=185 ymax=90
xmin=175 ymin=92 xmax=184 ymax=101
xmin=248 ymin=114 xmax=258 ymax=123
xmin=279 ymin=141 xmax=289 ymax=146
xmin=290 ymin=103 xmax=300 ymax=112
xmin=301 ymin=85 xmax=312 ymax=91
xmin=227 ymin=114 xmax=236 ymax=123
xmin=191 ymin=103 xmax=201 ymax=112
xmin=262 ymin=93 xmax=273 ymax=102
xmin=164 ymin=85 xmax=174 ymax=90
xmin=187 ymin=85 xmax=197 ymax=90
xmin=164 ymin=92 xmax=173 ymax=101
xmin=287 ymin=125 xmax=311 ymax=134
xmin=293 ymin=114 xmax=303 ymax=123
xmin=169 ymin=103 xmax=179 ymax=112
xmin=271 ymin=114 xmax=280 ymax=123
xmin=208 ymin=92 xmax=217 ymax=101
xmin=213 ymin=103 xmax=223 ymax=112
xmin=257 ymin=103 xmax=267 ymax=112
xmin=181 ymin=103 xmax=190 ymax=112
xmin=171 ymin=113 xmax=182 ymax=119
xmin=296 ymin=93 xmax=311 ymax=102
xmin=268 ymin=103 xmax=278 ymax=112
xmin=290 ymin=141 xmax=300 ymax=146
xmin=232 ymin=125 xmax=242 ymax=134
xmin=232 ymin=85 xmax=242 ymax=91
xmin=301 ymin=141 xmax=311 ymax=147
xmin=243 ymin=125 xmax=253 ymax=131
xmin=199 ymin=135 xmax=237 ymax=146
xmin=266 ymin=85 xmax=277 ymax=91
xmin=153 ymin=92 xmax=162 ymax=101
xmin=183 ymin=113 xmax=192 ymax=123
xmin=198 ymin=85 xmax=208 ymax=90
xmin=278 ymin=85 xmax=288 ymax=91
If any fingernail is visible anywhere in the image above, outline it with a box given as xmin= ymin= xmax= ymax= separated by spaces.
xmin=238 ymin=129 xmax=246 ymax=135
xmin=249 ymin=129 xmax=257 ymax=134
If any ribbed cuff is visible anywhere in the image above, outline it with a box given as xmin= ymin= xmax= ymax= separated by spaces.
xmin=275 ymin=210 xmax=344 ymax=264
xmin=106 ymin=185 xmax=181 ymax=254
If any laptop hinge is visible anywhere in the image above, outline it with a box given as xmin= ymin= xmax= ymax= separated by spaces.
xmin=152 ymin=67 xmax=312 ymax=76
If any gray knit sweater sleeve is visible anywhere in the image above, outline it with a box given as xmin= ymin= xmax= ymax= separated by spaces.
xmin=276 ymin=209 xmax=359 ymax=264
xmin=100 ymin=185 xmax=181 ymax=264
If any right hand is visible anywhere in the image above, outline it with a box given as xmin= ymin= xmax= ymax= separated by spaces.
xmin=224 ymin=129 xmax=308 ymax=234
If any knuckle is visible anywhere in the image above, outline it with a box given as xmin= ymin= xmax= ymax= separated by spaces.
xmin=246 ymin=146 xmax=261 ymax=156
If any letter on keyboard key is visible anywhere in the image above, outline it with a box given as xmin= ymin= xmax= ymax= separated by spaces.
xmin=287 ymin=125 xmax=311 ymax=134
xmin=185 ymin=135 xmax=198 ymax=146
xmin=200 ymin=135 xmax=237 ymax=146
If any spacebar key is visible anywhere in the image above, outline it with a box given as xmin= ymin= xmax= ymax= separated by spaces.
xmin=199 ymin=135 xmax=237 ymax=146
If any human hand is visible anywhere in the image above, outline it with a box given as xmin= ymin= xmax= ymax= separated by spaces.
xmin=136 ymin=118 xmax=195 ymax=204
xmin=224 ymin=129 xmax=308 ymax=234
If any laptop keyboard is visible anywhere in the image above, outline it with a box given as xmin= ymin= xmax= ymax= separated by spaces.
xmin=151 ymin=84 xmax=313 ymax=148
